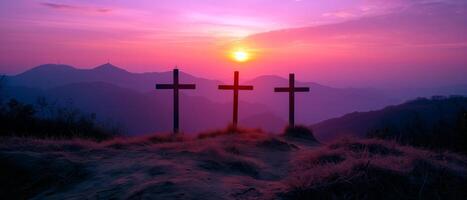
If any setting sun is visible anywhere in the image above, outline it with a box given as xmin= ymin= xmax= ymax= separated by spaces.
xmin=232 ymin=50 xmax=250 ymax=62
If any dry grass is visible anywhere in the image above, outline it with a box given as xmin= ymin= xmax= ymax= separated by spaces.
xmin=103 ymin=133 xmax=188 ymax=149
xmin=284 ymin=138 xmax=467 ymax=200
xmin=197 ymin=124 xmax=265 ymax=139
xmin=1 ymin=129 xmax=467 ymax=199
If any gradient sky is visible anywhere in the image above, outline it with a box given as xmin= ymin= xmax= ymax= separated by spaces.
xmin=0 ymin=0 xmax=466 ymax=88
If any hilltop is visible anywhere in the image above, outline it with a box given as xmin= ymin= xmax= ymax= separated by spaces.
xmin=0 ymin=127 xmax=466 ymax=199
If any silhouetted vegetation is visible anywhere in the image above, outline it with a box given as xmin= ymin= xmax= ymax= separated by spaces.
xmin=0 ymin=96 xmax=119 ymax=141
xmin=0 ymin=150 xmax=89 ymax=199
xmin=0 ymin=75 xmax=6 ymax=105
xmin=367 ymin=96 xmax=467 ymax=154
xmin=282 ymin=125 xmax=318 ymax=142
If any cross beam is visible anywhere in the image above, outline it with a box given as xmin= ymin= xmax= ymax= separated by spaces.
xmin=156 ymin=69 xmax=196 ymax=133
xmin=274 ymin=73 xmax=309 ymax=127
xmin=218 ymin=71 xmax=253 ymax=128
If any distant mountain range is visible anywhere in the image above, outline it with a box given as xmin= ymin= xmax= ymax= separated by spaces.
xmin=8 ymin=63 xmax=229 ymax=102
xmin=4 ymin=63 xmax=467 ymax=135
xmin=5 ymin=82 xmax=270 ymax=134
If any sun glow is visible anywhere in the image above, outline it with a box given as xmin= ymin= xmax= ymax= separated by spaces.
xmin=232 ymin=50 xmax=250 ymax=62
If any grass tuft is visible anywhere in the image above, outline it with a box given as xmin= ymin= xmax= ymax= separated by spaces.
xmin=282 ymin=125 xmax=318 ymax=142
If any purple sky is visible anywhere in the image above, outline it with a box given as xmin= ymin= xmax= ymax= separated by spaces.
xmin=0 ymin=0 xmax=466 ymax=88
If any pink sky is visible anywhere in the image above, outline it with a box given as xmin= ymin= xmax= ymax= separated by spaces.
xmin=0 ymin=0 xmax=466 ymax=88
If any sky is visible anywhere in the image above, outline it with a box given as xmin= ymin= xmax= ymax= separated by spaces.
xmin=0 ymin=0 xmax=466 ymax=88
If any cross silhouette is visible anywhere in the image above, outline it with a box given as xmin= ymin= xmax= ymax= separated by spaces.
xmin=274 ymin=73 xmax=309 ymax=127
xmin=156 ymin=69 xmax=196 ymax=133
xmin=218 ymin=71 xmax=253 ymax=128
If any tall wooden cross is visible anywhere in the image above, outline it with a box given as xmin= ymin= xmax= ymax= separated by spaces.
xmin=274 ymin=73 xmax=309 ymax=127
xmin=218 ymin=71 xmax=253 ymax=128
xmin=155 ymin=69 xmax=196 ymax=133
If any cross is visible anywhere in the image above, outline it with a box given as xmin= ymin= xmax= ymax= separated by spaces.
xmin=155 ymin=69 xmax=196 ymax=133
xmin=218 ymin=71 xmax=253 ymax=128
xmin=274 ymin=73 xmax=309 ymax=127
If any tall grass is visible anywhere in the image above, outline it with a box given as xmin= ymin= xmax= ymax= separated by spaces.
xmin=284 ymin=138 xmax=467 ymax=200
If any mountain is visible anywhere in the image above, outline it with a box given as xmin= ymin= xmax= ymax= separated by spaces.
xmin=6 ymin=64 xmax=403 ymax=128
xmin=5 ymin=81 xmax=271 ymax=134
xmin=92 ymin=63 xmax=130 ymax=74
xmin=11 ymin=63 xmax=467 ymax=135
xmin=9 ymin=63 xmax=158 ymax=90
xmin=382 ymin=85 xmax=467 ymax=100
xmin=312 ymin=96 xmax=467 ymax=149
xmin=8 ymin=63 xmax=229 ymax=102
xmin=243 ymin=75 xmax=400 ymax=123
xmin=7 ymin=63 xmax=467 ymax=135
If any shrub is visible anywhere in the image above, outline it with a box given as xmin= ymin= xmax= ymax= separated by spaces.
xmin=0 ymin=98 xmax=119 ymax=141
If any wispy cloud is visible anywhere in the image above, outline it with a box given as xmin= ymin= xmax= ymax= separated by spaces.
xmin=322 ymin=11 xmax=356 ymax=19
xmin=40 ymin=2 xmax=112 ymax=13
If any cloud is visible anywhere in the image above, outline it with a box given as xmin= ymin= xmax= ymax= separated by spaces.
xmin=320 ymin=2 xmax=393 ymax=22
xmin=40 ymin=2 xmax=112 ymax=13
xmin=322 ymin=11 xmax=356 ymax=19
xmin=252 ymin=0 xmax=467 ymax=41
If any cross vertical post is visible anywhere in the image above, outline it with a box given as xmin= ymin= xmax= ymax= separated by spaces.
xmin=233 ymin=71 xmax=239 ymax=126
xmin=218 ymin=71 xmax=254 ymax=128
xmin=155 ymin=68 xmax=196 ymax=133
xmin=173 ymin=69 xmax=179 ymax=133
xmin=274 ymin=73 xmax=310 ymax=127
xmin=289 ymin=73 xmax=295 ymax=127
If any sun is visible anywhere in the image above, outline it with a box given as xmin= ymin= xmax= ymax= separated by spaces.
xmin=232 ymin=50 xmax=250 ymax=62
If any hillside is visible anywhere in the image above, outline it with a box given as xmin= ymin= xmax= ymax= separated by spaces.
xmin=0 ymin=128 xmax=466 ymax=199
xmin=312 ymin=96 xmax=467 ymax=153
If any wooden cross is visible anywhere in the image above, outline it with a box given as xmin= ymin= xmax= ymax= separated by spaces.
xmin=218 ymin=71 xmax=253 ymax=128
xmin=274 ymin=73 xmax=309 ymax=127
xmin=156 ymin=69 xmax=196 ymax=133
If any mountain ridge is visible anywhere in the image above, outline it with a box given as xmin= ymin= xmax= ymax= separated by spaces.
xmin=6 ymin=63 xmax=466 ymax=135
xmin=312 ymin=96 xmax=467 ymax=145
